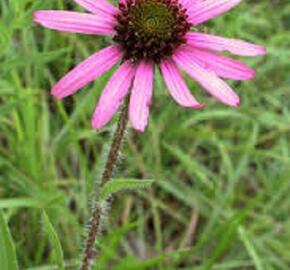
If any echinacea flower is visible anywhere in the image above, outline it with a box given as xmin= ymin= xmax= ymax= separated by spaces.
xmin=34 ymin=0 xmax=265 ymax=132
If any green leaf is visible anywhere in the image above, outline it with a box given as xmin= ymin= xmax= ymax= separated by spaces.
xmin=0 ymin=210 xmax=18 ymax=270
xmin=100 ymin=179 xmax=154 ymax=202
xmin=238 ymin=226 xmax=264 ymax=270
xmin=163 ymin=143 xmax=214 ymax=189
xmin=42 ymin=211 xmax=65 ymax=270
xmin=0 ymin=198 xmax=42 ymax=209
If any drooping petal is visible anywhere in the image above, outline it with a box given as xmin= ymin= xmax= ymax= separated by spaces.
xmin=173 ymin=48 xmax=240 ymax=107
xmin=74 ymin=0 xmax=118 ymax=17
xmin=34 ymin=11 xmax=115 ymax=35
xmin=183 ymin=46 xmax=256 ymax=81
xmin=129 ymin=61 xmax=154 ymax=132
xmin=52 ymin=45 xmax=123 ymax=99
xmin=186 ymin=32 xmax=266 ymax=56
xmin=92 ymin=61 xmax=136 ymax=130
xmin=160 ymin=59 xmax=204 ymax=108
xmin=187 ymin=0 xmax=242 ymax=25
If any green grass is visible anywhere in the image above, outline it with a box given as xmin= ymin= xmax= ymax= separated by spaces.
xmin=0 ymin=0 xmax=290 ymax=269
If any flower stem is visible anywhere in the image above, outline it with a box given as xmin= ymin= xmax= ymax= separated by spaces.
xmin=80 ymin=98 xmax=129 ymax=270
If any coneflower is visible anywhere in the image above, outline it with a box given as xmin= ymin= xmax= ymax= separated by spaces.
xmin=34 ymin=0 xmax=265 ymax=132
xmin=34 ymin=1 xmax=266 ymax=269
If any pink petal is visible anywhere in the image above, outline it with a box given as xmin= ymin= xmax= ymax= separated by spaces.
xmin=160 ymin=59 xmax=204 ymax=108
xmin=52 ymin=45 xmax=122 ymax=99
xmin=186 ymin=32 xmax=266 ymax=56
xmin=179 ymin=0 xmax=201 ymax=10
xmin=92 ymin=61 xmax=136 ymax=130
xmin=183 ymin=46 xmax=256 ymax=81
xmin=129 ymin=61 xmax=154 ymax=132
xmin=173 ymin=48 xmax=240 ymax=107
xmin=187 ymin=0 xmax=242 ymax=25
xmin=74 ymin=0 xmax=118 ymax=17
xmin=34 ymin=11 xmax=115 ymax=35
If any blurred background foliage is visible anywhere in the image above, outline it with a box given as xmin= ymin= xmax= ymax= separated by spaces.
xmin=0 ymin=0 xmax=290 ymax=269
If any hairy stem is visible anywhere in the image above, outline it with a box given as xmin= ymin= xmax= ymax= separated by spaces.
xmin=80 ymin=99 xmax=129 ymax=270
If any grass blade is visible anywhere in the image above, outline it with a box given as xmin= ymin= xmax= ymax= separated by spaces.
xmin=0 ymin=210 xmax=18 ymax=270
xmin=42 ymin=211 xmax=65 ymax=270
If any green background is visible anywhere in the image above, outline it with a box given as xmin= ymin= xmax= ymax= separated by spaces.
xmin=0 ymin=0 xmax=290 ymax=269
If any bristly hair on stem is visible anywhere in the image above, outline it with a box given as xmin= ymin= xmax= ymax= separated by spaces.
xmin=80 ymin=97 xmax=129 ymax=270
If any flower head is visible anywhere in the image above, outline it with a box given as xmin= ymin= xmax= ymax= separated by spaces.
xmin=114 ymin=0 xmax=190 ymax=62
xmin=34 ymin=0 xmax=266 ymax=132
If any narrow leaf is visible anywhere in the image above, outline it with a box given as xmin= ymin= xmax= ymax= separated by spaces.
xmin=0 ymin=210 xmax=18 ymax=270
xmin=100 ymin=179 xmax=154 ymax=202
xmin=42 ymin=211 xmax=65 ymax=270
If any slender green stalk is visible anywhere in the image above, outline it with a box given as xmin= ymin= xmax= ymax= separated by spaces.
xmin=80 ymin=99 xmax=129 ymax=270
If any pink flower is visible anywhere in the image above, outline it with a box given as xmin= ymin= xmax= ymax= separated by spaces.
xmin=34 ymin=0 xmax=266 ymax=132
